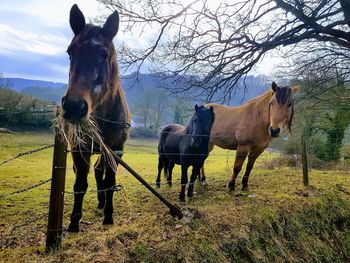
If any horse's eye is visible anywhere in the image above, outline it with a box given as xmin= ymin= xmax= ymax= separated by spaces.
xmin=287 ymin=103 xmax=292 ymax=107
xmin=101 ymin=50 xmax=109 ymax=60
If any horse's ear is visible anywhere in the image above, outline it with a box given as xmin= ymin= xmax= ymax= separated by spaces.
xmin=70 ymin=4 xmax=86 ymax=36
xmin=292 ymin=86 xmax=300 ymax=94
xmin=102 ymin=11 xmax=119 ymax=40
xmin=195 ymin=104 xmax=198 ymax=111
xmin=271 ymin=81 xmax=278 ymax=92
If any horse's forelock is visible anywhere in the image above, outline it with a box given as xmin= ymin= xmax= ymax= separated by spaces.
xmin=275 ymin=86 xmax=292 ymax=106
xmin=272 ymin=87 xmax=294 ymax=133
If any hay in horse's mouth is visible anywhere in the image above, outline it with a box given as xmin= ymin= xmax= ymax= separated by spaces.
xmin=53 ymin=112 xmax=118 ymax=171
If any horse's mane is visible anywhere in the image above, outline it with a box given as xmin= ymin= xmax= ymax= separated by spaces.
xmin=184 ymin=114 xmax=195 ymax=134
xmin=275 ymin=87 xmax=293 ymax=106
xmin=184 ymin=106 xmax=215 ymax=135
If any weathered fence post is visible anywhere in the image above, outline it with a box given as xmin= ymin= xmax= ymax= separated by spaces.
xmin=301 ymin=129 xmax=309 ymax=186
xmin=45 ymin=116 xmax=67 ymax=252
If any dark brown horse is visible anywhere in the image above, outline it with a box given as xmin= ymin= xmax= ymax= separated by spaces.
xmin=156 ymin=105 xmax=215 ymax=201
xmin=61 ymin=5 xmax=130 ymax=232
xmin=203 ymin=82 xmax=299 ymax=191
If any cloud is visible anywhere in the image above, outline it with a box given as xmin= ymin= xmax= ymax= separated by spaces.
xmin=0 ymin=0 xmax=99 ymax=81
xmin=0 ymin=23 xmax=69 ymax=56
xmin=0 ymin=49 xmax=69 ymax=82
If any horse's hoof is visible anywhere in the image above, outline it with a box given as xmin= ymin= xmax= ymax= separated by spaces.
xmin=228 ymin=181 xmax=236 ymax=191
xmin=179 ymin=196 xmax=186 ymax=203
xmin=67 ymin=223 xmax=79 ymax=232
xmin=103 ymin=217 xmax=114 ymax=225
xmin=201 ymin=180 xmax=208 ymax=187
xmin=242 ymin=186 xmax=250 ymax=192
xmin=167 ymin=181 xmax=173 ymax=187
xmin=156 ymin=182 xmax=161 ymax=188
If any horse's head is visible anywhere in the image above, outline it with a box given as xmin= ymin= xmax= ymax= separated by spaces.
xmin=190 ymin=105 xmax=215 ymax=147
xmin=62 ymin=4 xmax=120 ymax=123
xmin=268 ymin=81 xmax=299 ymax=138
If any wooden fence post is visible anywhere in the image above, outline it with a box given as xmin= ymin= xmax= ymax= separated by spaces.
xmin=301 ymin=129 xmax=309 ymax=186
xmin=45 ymin=122 xmax=67 ymax=252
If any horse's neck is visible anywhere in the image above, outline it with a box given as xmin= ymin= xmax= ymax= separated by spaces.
xmin=248 ymin=90 xmax=272 ymax=128
xmin=112 ymin=84 xmax=130 ymax=121
xmin=95 ymin=76 xmax=130 ymax=122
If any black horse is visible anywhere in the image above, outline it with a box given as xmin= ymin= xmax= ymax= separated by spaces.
xmin=156 ymin=105 xmax=215 ymax=201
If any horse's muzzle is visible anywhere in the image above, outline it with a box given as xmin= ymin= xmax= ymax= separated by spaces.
xmin=62 ymin=95 xmax=88 ymax=123
xmin=269 ymin=127 xmax=281 ymax=138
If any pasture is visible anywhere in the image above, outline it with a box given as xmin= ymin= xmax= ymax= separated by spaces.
xmin=1 ymin=132 xmax=350 ymax=262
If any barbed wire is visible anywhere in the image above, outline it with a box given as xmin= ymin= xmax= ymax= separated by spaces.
xmin=0 ymin=110 xmax=55 ymax=115
xmin=0 ymin=144 xmax=54 ymax=167
xmin=0 ymin=178 xmax=52 ymax=200
xmin=10 ymin=213 xmax=48 ymax=234
xmin=64 ymin=184 xmax=123 ymax=195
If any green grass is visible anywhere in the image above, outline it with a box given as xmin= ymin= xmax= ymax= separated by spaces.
xmin=0 ymin=132 xmax=350 ymax=262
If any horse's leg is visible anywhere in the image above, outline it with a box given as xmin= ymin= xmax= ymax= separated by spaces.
xmin=179 ymin=164 xmax=188 ymax=202
xmin=197 ymin=168 xmax=202 ymax=182
xmin=94 ymin=155 xmax=105 ymax=208
xmin=68 ymin=152 xmax=91 ymax=232
xmin=228 ymin=148 xmax=249 ymax=191
xmin=167 ymin=162 xmax=175 ymax=187
xmin=188 ymin=165 xmax=201 ymax=198
xmin=199 ymin=166 xmax=208 ymax=185
xmin=163 ymin=158 xmax=169 ymax=179
xmin=103 ymin=155 xmax=119 ymax=225
xmin=156 ymin=156 xmax=163 ymax=187
xmin=199 ymin=143 xmax=213 ymax=184
xmin=241 ymin=151 xmax=262 ymax=191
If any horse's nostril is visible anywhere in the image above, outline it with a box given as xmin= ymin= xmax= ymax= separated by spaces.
xmin=80 ymin=101 xmax=87 ymax=110
xmin=62 ymin=96 xmax=88 ymax=122
xmin=269 ymin=127 xmax=281 ymax=137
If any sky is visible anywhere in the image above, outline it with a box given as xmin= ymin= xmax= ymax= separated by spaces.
xmin=0 ymin=0 xmax=280 ymax=83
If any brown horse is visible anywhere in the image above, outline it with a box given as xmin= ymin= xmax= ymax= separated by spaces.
xmin=204 ymin=82 xmax=299 ymax=191
xmin=61 ymin=5 xmax=130 ymax=232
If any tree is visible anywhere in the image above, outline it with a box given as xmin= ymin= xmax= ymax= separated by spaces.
xmin=150 ymin=89 xmax=170 ymax=131
xmin=281 ymin=61 xmax=350 ymax=162
xmin=98 ymin=0 xmax=350 ymax=101
xmin=132 ymin=89 xmax=154 ymax=127
xmin=173 ymin=98 xmax=193 ymax=125
xmin=131 ymin=87 xmax=170 ymax=130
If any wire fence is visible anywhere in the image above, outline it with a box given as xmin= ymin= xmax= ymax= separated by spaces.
xmin=0 ymin=110 xmax=349 ymax=244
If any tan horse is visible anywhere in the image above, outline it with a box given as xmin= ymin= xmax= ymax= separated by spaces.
xmin=204 ymin=82 xmax=299 ymax=191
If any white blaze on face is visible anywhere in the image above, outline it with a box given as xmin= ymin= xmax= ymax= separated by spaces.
xmin=93 ymin=69 xmax=99 ymax=81
xmin=90 ymin=38 xmax=103 ymax=47
xmin=94 ymin=85 xmax=102 ymax=95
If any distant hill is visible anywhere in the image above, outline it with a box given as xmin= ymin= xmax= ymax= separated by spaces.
xmin=21 ymin=86 xmax=67 ymax=103
xmin=0 ymin=78 xmax=66 ymax=92
xmin=0 ymin=74 xmax=271 ymax=106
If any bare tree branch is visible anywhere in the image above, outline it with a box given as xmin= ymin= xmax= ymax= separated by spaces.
xmin=98 ymin=0 xmax=350 ymax=101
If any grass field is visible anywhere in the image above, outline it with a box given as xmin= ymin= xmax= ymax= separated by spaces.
xmin=1 ymin=132 xmax=350 ymax=262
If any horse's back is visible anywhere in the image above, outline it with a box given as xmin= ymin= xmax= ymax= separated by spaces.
xmin=158 ymin=123 xmax=186 ymax=164
xmin=206 ymin=94 xmax=272 ymax=152
xmin=205 ymin=103 xmax=241 ymax=150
